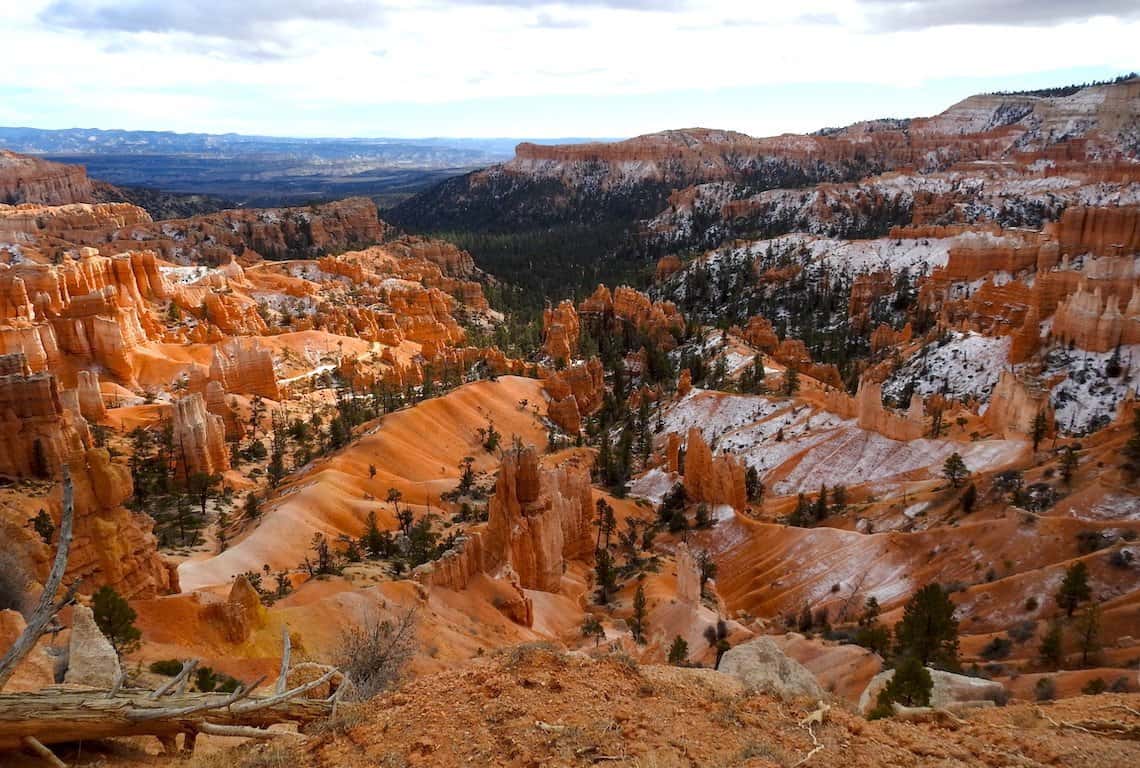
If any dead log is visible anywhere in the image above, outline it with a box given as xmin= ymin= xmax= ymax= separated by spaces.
xmin=0 ymin=683 xmax=333 ymax=751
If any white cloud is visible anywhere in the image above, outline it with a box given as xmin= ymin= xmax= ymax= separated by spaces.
xmin=5 ymin=0 xmax=1139 ymax=136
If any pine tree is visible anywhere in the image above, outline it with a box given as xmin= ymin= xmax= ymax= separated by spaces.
xmin=31 ymin=510 xmax=54 ymax=546
xmin=1057 ymin=561 xmax=1091 ymax=617
xmin=1059 ymin=447 xmax=1079 ymax=485
xmin=870 ymin=656 xmax=932 ymax=718
xmin=783 ymin=367 xmax=800 ymax=397
xmin=1074 ymin=604 xmax=1102 ymax=667
xmin=581 ymin=615 xmax=605 ymax=647
xmin=1038 ymin=618 xmax=1064 ymax=669
xmin=894 ymin=584 xmax=959 ymax=668
xmin=1031 ymin=410 xmax=1049 ymax=452
xmin=92 ymin=585 xmax=142 ymax=656
xmin=594 ymin=548 xmax=617 ymax=604
xmin=668 ymin=635 xmax=689 ymax=666
xmin=631 ymin=584 xmax=648 ymax=644
xmin=745 ymin=466 xmax=763 ymax=503
xmin=942 ymin=452 xmax=969 ymax=487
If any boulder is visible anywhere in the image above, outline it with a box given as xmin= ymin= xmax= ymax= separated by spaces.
xmin=857 ymin=667 xmax=1007 ymax=715
xmin=716 ymin=636 xmax=825 ymax=700
xmin=63 ymin=605 xmax=121 ymax=688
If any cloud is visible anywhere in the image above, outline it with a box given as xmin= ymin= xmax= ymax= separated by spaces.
xmin=39 ymin=0 xmax=385 ymax=41
xmin=530 ymin=12 xmax=589 ymax=29
xmin=859 ymin=0 xmax=1140 ymax=30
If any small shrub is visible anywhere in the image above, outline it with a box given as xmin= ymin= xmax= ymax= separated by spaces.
xmin=981 ymin=636 xmax=1012 ymax=661
xmin=148 ymin=659 xmax=185 ymax=677
xmin=335 ymin=608 xmax=417 ymax=700
xmin=1034 ymin=677 xmax=1056 ymax=701
xmin=1008 ymin=620 xmax=1037 ymax=645
xmin=1025 ymin=596 xmax=1039 ymax=612
xmin=1081 ymin=677 xmax=1107 ymax=695
xmin=1109 ymin=676 xmax=1132 ymax=693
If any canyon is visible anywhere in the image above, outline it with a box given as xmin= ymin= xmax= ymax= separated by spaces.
xmin=1 ymin=76 xmax=1139 ymax=768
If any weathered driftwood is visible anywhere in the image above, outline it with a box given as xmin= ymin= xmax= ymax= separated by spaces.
xmin=0 ymin=668 xmax=338 ymax=752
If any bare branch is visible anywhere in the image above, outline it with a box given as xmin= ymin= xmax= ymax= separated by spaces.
xmin=276 ymin=626 xmax=291 ymax=695
xmin=128 ymin=676 xmax=266 ymax=722
xmin=150 ymin=660 xmax=197 ymax=699
xmin=0 ymin=467 xmax=76 ymax=692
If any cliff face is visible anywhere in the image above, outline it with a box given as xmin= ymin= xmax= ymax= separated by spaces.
xmin=0 ymin=150 xmax=93 ymax=205
xmin=679 ymin=427 xmax=747 ymax=510
xmin=417 ymin=449 xmax=595 ymax=602
xmin=484 ymin=447 xmax=595 ymax=593
xmin=542 ymin=299 xmax=580 ymax=363
xmin=0 ymin=355 xmax=86 ymax=479
xmin=191 ymin=337 xmax=281 ymax=401
xmin=543 ymin=358 xmax=604 ymax=434
xmin=64 ymin=448 xmax=177 ymax=599
xmin=172 ymin=393 xmax=230 ymax=478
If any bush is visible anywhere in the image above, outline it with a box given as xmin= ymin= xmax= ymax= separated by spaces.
xmin=980 ymin=636 xmax=1012 ymax=661
xmin=1035 ymin=677 xmax=1056 ymax=701
xmin=0 ymin=551 xmax=29 ymax=614
xmin=1025 ymin=596 xmax=1039 ymax=612
xmin=195 ymin=666 xmax=241 ymax=693
xmin=1109 ymin=676 xmax=1132 ymax=693
xmin=1008 ymin=620 xmax=1037 ymax=645
xmin=335 ymin=608 xmax=417 ymax=700
xmin=1081 ymin=677 xmax=1107 ymax=695
xmin=148 ymin=659 xmax=185 ymax=677
xmin=92 ymin=585 xmax=141 ymax=656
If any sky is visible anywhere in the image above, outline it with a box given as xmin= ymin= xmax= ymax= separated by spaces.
xmin=2 ymin=0 xmax=1138 ymax=139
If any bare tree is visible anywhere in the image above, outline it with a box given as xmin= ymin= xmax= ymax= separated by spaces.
xmin=335 ymin=608 xmax=417 ymax=700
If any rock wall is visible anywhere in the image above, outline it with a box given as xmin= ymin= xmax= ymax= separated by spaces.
xmin=0 ymin=362 xmax=86 ymax=478
xmin=680 ymin=427 xmax=747 ymax=510
xmin=417 ymin=449 xmax=595 ymax=601
xmin=0 ymin=150 xmax=92 ymax=205
xmin=191 ymin=337 xmax=281 ymax=401
xmin=63 ymin=448 xmax=177 ymax=598
xmin=984 ymin=370 xmax=1050 ymax=438
xmin=855 ymin=380 xmax=924 ymax=442
xmin=542 ymin=299 xmax=580 ymax=363
xmin=542 ymin=358 xmax=604 ymax=434
xmin=172 ymin=393 xmax=230 ymax=477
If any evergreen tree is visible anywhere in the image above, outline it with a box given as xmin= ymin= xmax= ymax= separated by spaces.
xmin=745 ymin=466 xmax=763 ymax=503
xmin=1059 ymin=447 xmax=1079 ymax=485
xmin=581 ymin=615 xmax=605 ymax=647
xmin=812 ymin=485 xmax=829 ymax=522
xmin=1038 ymin=618 xmax=1064 ymax=669
xmin=630 ymin=583 xmax=648 ymax=644
xmin=1057 ymin=561 xmax=1091 ymax=617
xmin=594 ymin=548 xmax=618 ymax=604
xmin=942 ymin=452 xmax=969 ymax=487
xmin=783 ymin=367 xmax=800 ymax=397
xmin=1031 ymin=410 xmax=1049 ymax=452
xmin=894 ymin=584 xmax=959 ymax=668
xmin=31 ymin=510 xmax=54 ymax=546
xmin=870 ymin=656 xmax=932 ymax=718
xmin=1074 ymin=604 xmax=1102 ymax=667
xmin=960 ymin=482 xmax=978 ymax=513
xmin=92 ymin=585 xmax=142 ymax=657
xmin=696 ymin=549 xmax=717 ymax=596
xmin=855 ymin=596 xmax=891 ymax=656
xmin=668 ymin=635 xmax=689 ymax=666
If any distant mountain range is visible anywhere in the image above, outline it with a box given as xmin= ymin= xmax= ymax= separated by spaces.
xmin=0 ymin=127 xmax=606 ymax=208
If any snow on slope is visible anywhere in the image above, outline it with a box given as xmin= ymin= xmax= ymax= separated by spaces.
xmin=883 ymin=331 xmax=1012 ymax=404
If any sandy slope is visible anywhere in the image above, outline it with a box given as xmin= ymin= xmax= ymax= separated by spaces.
xmin=178 ymin=376 xmax=549 ymax=591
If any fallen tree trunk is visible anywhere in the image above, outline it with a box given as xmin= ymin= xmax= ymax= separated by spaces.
xmin=0 ymin=679 xmax=334 ymax=751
